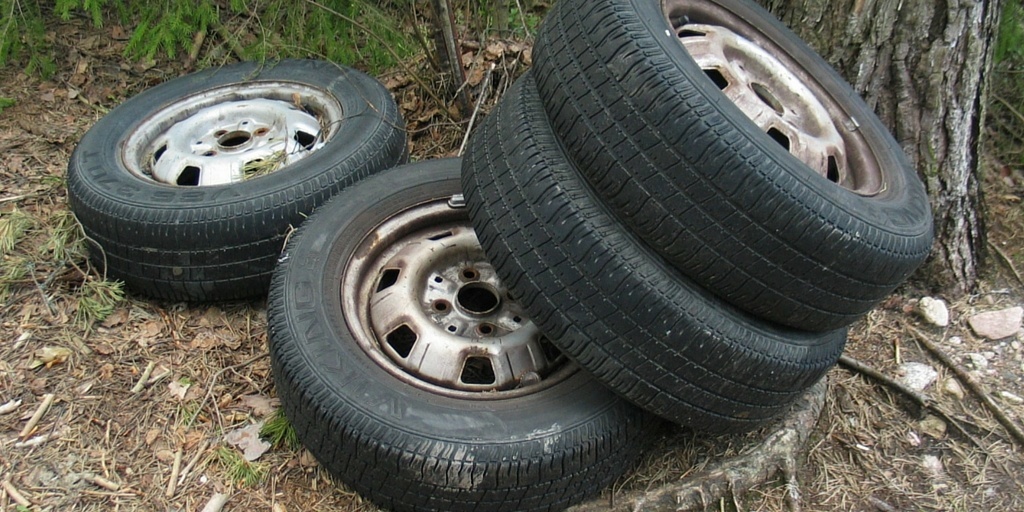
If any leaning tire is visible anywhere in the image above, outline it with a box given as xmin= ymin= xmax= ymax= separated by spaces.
xmin=268 ymin=158 xmax=656 ymax=512
xmin=68 ymin=59 xmax=407 ymax=301
xmin=532 ymin=0 xmax=933 ymax=331
xmin=462 ymin=73 xmax=846 ymax=432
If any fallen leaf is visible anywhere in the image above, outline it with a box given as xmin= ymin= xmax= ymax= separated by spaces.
xmin=224 ymin=422 xmax=271 ymax=461
xmin=100 ymin=309 xmax=129 ymax=328
xmin=154 ymin=449 xmax=176 ymax=463
xmin=145 ymin=428 xmax=161 ymax=446
xmin=238 ymin=394 xmax=280 ymax=417
xmin=168 ymin=380 xmax=190 ymax=401
xmin=191 ymin=330 xmax=221 ymax=350
xmin=137 ymin=319 xmax=164 ymax=339
xmin=198 ymin=307 xmax=223 ymax=328
xmin=30 ymin=346 xmax=72 ymax=369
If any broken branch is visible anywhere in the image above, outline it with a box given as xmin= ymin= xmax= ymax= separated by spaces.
xmin=19 ymin=393 xmax=55 ymax=439
xmin=131 ymin=361 xmax=156 ymax=393
xmin=1 ymin=479 xmax=30 ymax=507
xmin=908 ymin=326 xmax=1024 ymax=447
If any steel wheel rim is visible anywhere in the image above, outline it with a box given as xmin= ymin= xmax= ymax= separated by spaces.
xmin=342 ymin=196 xmax=572 ymax=399
xmin=664 ymin=0 xmax=884 ymax=196
xmin=122 ymin=82 xmax=342 ymax=187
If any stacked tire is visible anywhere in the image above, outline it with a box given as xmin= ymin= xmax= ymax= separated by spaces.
xmin=461 ymin=0 xmax=932 ymax=433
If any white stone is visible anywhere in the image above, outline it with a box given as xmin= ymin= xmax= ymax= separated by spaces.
xmin=948 ymin=336 xmax=963 ymax=346
xmin=966 ymin=353 xmax=989 ymax=369
xmin=917 ymin=297 xmax=949 ymax=327
xmin=898 ymin=362 xmax=938 ymax=391
xmin=969 ymin=306 xmax=1023 ymax=340
xmin=1000 ymin=391 xmax=1024 ymax=404
xmin=942 ymin=378 xmax=965 ymax=400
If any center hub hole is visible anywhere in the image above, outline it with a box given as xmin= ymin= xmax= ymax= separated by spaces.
xmin=456 ymin=283 xmax=500 ymax=315
xmin=217 ymin=130 xmax=252 ymax=148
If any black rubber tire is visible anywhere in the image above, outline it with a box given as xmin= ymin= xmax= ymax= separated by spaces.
xmin=268 ymin=158 xmax=656 ymax=512
xmin=462 ymin=73 xmax=846 ymax=432
xmin=67 ymin=59 xmax=407 ymax=302
xmin=531 ymin=0 xmax=933 ymax=331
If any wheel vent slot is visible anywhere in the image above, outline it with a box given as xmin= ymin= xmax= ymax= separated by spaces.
xmin=153 ymin=144 xmax=167 ymax=163
xmin=376 ymin=268 xmax=401 ymax=292
xmin=427 ymin=231 xmax=453 ymax=241
xmin=766 ymin=128 xmax=791 ymax=152
xmin=677 ymin=28 xmax=706 ymax=38
xmin=177 ymin=166 xmax=201 ymax=186
xmin=295 ymin=130 xmax=317 ymax=150
xmin=826 ymin=156 xmax=840 ymax=183
xmin=385 ymin=324 xmax=417 ymax=358
xmin=703 ymin=68 xmax=729 ymax=90
xmin=461 ymin=357 xmax=496 ymax=385
xmin=539 ymin=336 xmax=562 ymax=363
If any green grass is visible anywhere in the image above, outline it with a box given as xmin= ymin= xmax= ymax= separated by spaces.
xmin=215 ymin=445 xmax=268 ymax=487
xmin=259 ymin=409 xmax=301 ymax=451
xmin=1 ymin=0 xmax=420 ymax=76
xmin=989 ymin=1 xmax=1024 ymax=169
xmin=0 ymin=209 xmax=35 ymax=256
xmin=75 ymin=278 xmax=124 ymax=327
xmin=996 ymin=2 xmax=1024 ymax=64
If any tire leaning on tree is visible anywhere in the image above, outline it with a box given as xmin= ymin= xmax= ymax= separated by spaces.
xmin=532 ymin=0 xmax=934 ymax=331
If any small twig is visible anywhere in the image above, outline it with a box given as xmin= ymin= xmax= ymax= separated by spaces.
xmin=166 ymin=448 xmax=183 ymax=497
xmin=19 ymin=393 xmax=55 ymax=439
xmin=868 ymin=496 xmax=899 ymax=512
xmin=513 ymin=0 xmax=533 ymax=39
xmin=28 ymin=262 xmax=58 ymax=318
xmin=988 ymin=240 xmax=1024 ymax=287
xmin=212 ymin=19 xmax=247 ymax=61
xmin=0 ymin=194 xmax=35 ymax=204
xmin=458 ymin=62 xmax=496 ymax=156
xmin=185 ymin=28 xmax=208 ymax=69
xmin=14 ymin=427 xmax=65 ymax=448
xmin=1 ymin=479 xmax=31 ymax=507
xmin=131 ymin=362 xmax=157 ymax=393
xmin=0 ymin=399 xmax=21 ymax=415
xmin=84 ymin=473 xmax=120 ymax=491
xmin=148 ymin=369 xmax=173 ymax=386
xmin=200 ymin=491 xmax=231 ymax=512
xmin=837 ymin=355 xmax=988 ymax=449
xmin=908 ymin=326 xmax=1024 ymax=447
xmin=187 ymin=353 xmax=268 ymax=430
xmin=995 ymin=94 xmax=1024 ymax=126
xmin=178 ymin=439 xmax=211 ymax=486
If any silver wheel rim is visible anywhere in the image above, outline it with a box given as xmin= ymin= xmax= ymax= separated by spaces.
xmin=122 ymin=82 xmax=342 ymax=186
xmin=342 ymin=197 xmax=571 ymax=399
xmin=667 ymin=2 xmax=884 ymax=196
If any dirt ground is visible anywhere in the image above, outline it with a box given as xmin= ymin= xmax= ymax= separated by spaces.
xmin=2 ymin=16 xmax=1024 ymax=512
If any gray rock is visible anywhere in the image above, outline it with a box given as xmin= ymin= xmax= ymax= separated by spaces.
xmin=968 ymin=306 xmax=1023 ymax=340
xmin=898 ymin=362 xmax=938 ymax=391
xmin=917 ymin=297 xmax=949 ymax=327
xmin=966 ymin=352 xmax=989 ymax=370
xmin=942 ymin=378 xmax=965 ymax=400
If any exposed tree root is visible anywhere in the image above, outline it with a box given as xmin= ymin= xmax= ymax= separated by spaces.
xmin=571 ymin=379 xmax=826 ymax=512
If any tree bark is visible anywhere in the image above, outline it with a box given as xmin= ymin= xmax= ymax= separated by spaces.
xmin=759 ymin=0 xmax=1002 ymax=293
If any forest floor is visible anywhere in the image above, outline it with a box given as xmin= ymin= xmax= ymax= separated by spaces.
xmin=2 ymin=16 xmax=1024 ymax=512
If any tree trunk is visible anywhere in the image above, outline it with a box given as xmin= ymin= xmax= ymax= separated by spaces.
xmin=759 ymin=0 xmax=1002 ymax=293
